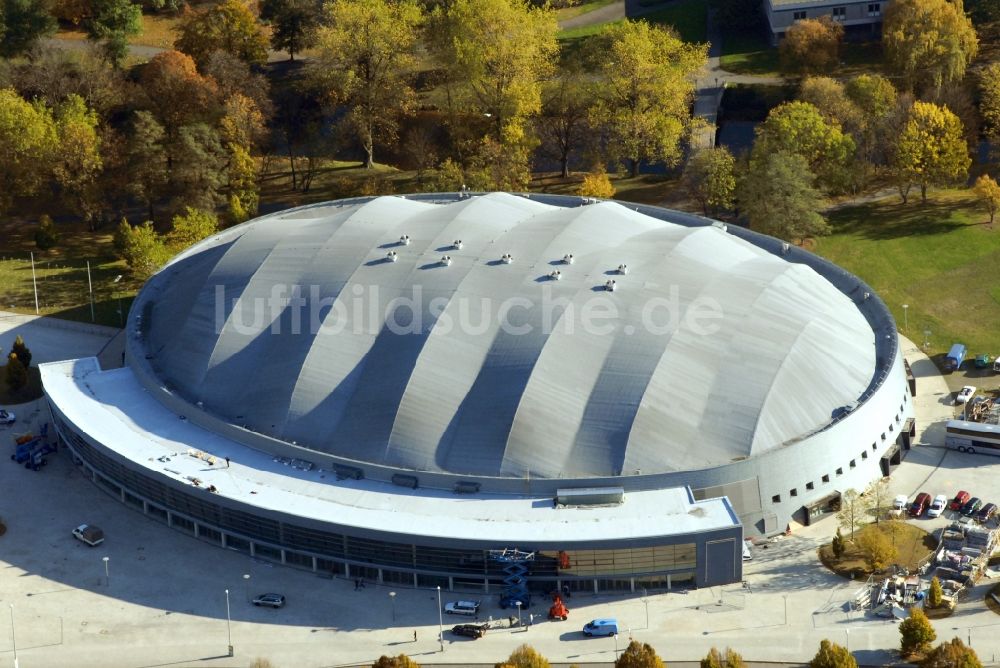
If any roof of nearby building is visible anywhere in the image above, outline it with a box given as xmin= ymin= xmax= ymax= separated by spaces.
xmin=133 ymin=192 xmax=876 ymax=480
xmin=40 ymin=357 xmax=740 ymax=544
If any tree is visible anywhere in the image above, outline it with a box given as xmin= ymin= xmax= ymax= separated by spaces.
xmin=844 ymin=74 xmax=898 ymax=169
xmin=430 ymin=0 xmax=557 ymax=149
xmin=856 ymin=527 xmax=897 ymax=571
xmin=5 ymin=353 xmax=27 ymax=393
xmin=900 ymin=608 xmax=937 ymax=656
xmin=702 ymin=647 xmax=746 ymax=668
xmin=810 ymin=639 xmax=857 ymax=668
xmin=464 ymin=136 xmax=532 ymax=191
xmin=921 ymin=638 xmax=982 ymax=668
xmin=202 ymin=50 xmax=273 ymax=124
xmin=34 ymin=215 xmax=58 ymax=250
xmin=864 ymin=477 xmax=891 ymax=523
xmin=170 ymin=123 xmax=228 ymax=214
xmin=892 ymin=101 xmax=970 ymax=203
xmin=980 ymin=63 xmax=1000 ymax=143
xmin=616 ymin=640 xmax=665 ymax=668
xmin=738 ymin=151 xmax=828 ymax=241
xmin=10 ymin=48 xmax=128 ymax=118
xmin=496 ymin=644 xmax=551 ymax=668
xmin=779 ymin=17 xmax=843 ymax=74
xmin=166 ymin=207 xmax=218 ymax=250
xmin=85 ymin=0 xmax=143 ymax=67
xmin=832 ymin=527 xmax=845 ymax=559
xmin=53 ymin=94 xmax=103 ymax=227
xmin=799 ymin=78 xmax=862 ymax=136
xmin=0 ymin=0 xmax=57 ymax=58
xmin=883 ymin=0 xmax=977 ymax=92
xmin=371 ymin=655 xmax=421 ymax=668
xmin=578 ymin=167 xmax=615 ymax=198
xmin=126 ymin=111 xmax=169 ymax=222
xmin=927 ymin=576 xmax=944 ymax=609
xmin=227 ymin=142 xmax=259 ymax=224
xmin=175 ymin=0 xmax=269 ymax=68
xmin=590 ymin=21 xmax=707 ymax=177
xmin=683 ymin=146 xmax=736 ymax=215
xmin=537 ymin=60 xmax=592 ymax=178
xmin=260 ymin=0 xmax=319 ymax=61
xmin=752 ymin=101 xmax=856 ymax=192
xmin=115 ymin=219 xmax=170 ymax=278
xmin=11 ymin=336 xmax=31 ymax=368
xmin=139 ymin=51 xmax=220 ymax=141
xmin=0 ymin=88 xmax=58 ymax=214
xmin=974 ymin=174 xmax=1000 ymax=225
xmin=837 ymin=488 xmax=867 ymax=540
xmin=310 ymin=0 xmax=422 ymax=169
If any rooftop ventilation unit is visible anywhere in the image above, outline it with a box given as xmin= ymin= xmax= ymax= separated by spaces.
xmin=386 ymin=250 xmax=398 ymax=262
xmin=441 ymin=255 xmax=452 ymax=266
xmin=713 ymin=222 xmax=727 ymax=232
xmin=399 ymin=235 xmax=411 ymax=245
xmin=781 ymin=242 xmax=791 ymax=254
xmin=501 ymin=253 xmax=514 ymax=264
xmin=617 ymin=264 xmax=628 ymax=275
xmin=391 ymin=474 xmax=419 ymax=489
xmin=555 ymin=486 xmax=625 ymax=507
xmin=453 ymin=481 xmax=481 ymax=494
xmin=549 ymin=270 xmax=562 ymax=280
xmin=453 ymin=239 xmax=463 ymax=249
xmin=605 ymin=279 xmax=616 ymax=292
xmin=562 ymin=254 xmax=574 ymax=264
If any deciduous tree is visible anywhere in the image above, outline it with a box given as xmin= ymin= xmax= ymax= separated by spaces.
xmin=799 ymin=78 xmax=862 ymax=136
xmin=980 ymin=63 xmax=1000 ymax=143
xmin=175 ymin=0 xmax=269 ymax=68
xmin=837 ymin=488 xmax=867 ymax=540
xmin=883 ymin=0 xmax=977 ymax=92
xmin=170 ymin=123 xmax=228 ymax=213
xmin=202 ymin=50 xmax=273 ymax=123
xmin=11 ymin=336 xmax=31 ymax=368
xmin=166 ymin=207 xmax=218 ymax=250
xmin=496 ymin=644 xmax=551 ymax=668
xmin=311 ymin=0 xmax=423 ymax=169
xmin=892 ymin=101 xmax=970 ymax=202
xmin=900 ymin=608 xmax=936 ymax=656
xmin=371 ymin=655 xmax=421 ymax=668
xmin=53 ymin=94 xmax=103 ymax=227
xmin=126 ymin=111 xmax=169 ymax=222
xmin=85 ymin=0 xmax=143 ymax=67
xmin=779 ymin=17 xmax=843 ymax=74
xmin=115 ymin=219 xmax=170 ymax=278
xmin=921 ymin=638 xmax=981 ymax=668
xmin=34 ymin=215 xmax=58 ymax=250
xmin=865 ymin=477 xmax=891 ymax=523
xmin=927 ymin=576 xmax=944 ymax=608
xmin=260 ymin=0 xmax=319 ymax=61
xmin=683 ymin=146 xmax=736 ymax=215
xmin=0 ymin=0 xmax=57 ymax=58
xmin=856 ymin=527 xmax=897 ymax=571
xmin=139 ymin=51 xmax=220 ymax=141
xmin=810 ymin=639 xmax=857 ymax=668
xmin=739 ymin=151 xmax=827 ymax=241
xmin=0 ymin=88 xmax=58 ymax=214
xmin=578 ymin=167 xmax=615 ymax=198
xmin=616 ymin=640 xmax=665 ymax=668
xmin=832 ymin=527 xmax=845 ymax=559
xmin=590 ymin=21 xmax=707 ymax=177
xmin=974 ymin=174 xmax=1000 ymax=225
xmin=11 ymin=49 xmax=127 ymax=119
xmin=537 ymin=60 xmax=592 ymax=178
xmin=844 ymin=74 xmax=898 ymax=168
xmin=702 ymin=647 xmax=746 ymax=668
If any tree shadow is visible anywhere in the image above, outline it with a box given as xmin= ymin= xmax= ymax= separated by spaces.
xmin=828 ymin=200 xmax=969 ymax=241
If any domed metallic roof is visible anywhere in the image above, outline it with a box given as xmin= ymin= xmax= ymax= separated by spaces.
xmin=136 ymin=193 xmax=876 ymax=479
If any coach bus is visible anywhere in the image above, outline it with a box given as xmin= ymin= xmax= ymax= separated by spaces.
xmin=945 ymin=419 xmax=1000 ymax=455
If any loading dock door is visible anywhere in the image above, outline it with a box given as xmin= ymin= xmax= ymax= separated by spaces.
xmin=703 ymin=538 xmax=738 ymax=586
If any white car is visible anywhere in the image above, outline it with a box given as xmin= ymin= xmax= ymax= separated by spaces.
xmin=956 ymin=386 xmax=976 ymax=405
xmin=892 ymin=495 xmax=908 ymax=515
xmin=444 ymin=600 xmax=481 ymax=616
xmin=927 ymin=494 xmax=948 ymax=518
xmin=0 ymin=409 xmax=14 ymax=424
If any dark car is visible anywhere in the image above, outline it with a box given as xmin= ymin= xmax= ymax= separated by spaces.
xmin=451 ymin=624 xmax=487 ymax=639
xmin=950 ymin=491 xmax=970 ymax=511
xmin=976 ymin=502 xmax=997 ymax=523
xmin=961 ymin=497 xmax=983 ymax=517
xmin=909 ymin=492 xmax=931 ymax=517
xmin=252 ymin=593 xmax=286 ymax=608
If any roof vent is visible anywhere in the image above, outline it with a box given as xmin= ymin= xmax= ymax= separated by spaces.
xmin=501 ymin=253 xmax=514 ymax=264
xmin=399 ymin=235 xmax=411 ymax=245
xmin=386 ymin=250 xmax=398 ymax=262
xmin=562 ymin=254 xmax=574 ymax=264
xmin=617 ymin=264 xmax=628 ymax=275
xmin=549 ymin=270 xmax=562 ymax=280
xmin=605 ymin=279 xmax=616 ymax=292
xmin=863 ymin=292 xmax=871 ymax=300
xmin=713 ymin=222 xmax=727 ymax=232
xmin=453 ymin=239 xmax=463 ymax=250
xmin=441 ymin=255 xmax=452 ymax=266
xmin=781 ymin=242 xmax=791 ymax=254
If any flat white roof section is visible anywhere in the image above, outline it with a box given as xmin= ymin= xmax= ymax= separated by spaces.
xmin=41 ymin=358 xmax=741 ymax=545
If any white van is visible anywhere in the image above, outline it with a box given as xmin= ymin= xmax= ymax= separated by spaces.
xmin=583 ymin=618 xmax=618 ymax=637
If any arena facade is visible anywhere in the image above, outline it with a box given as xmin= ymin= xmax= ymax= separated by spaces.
xmin=41 ymin=192 xmax=914 ymax=593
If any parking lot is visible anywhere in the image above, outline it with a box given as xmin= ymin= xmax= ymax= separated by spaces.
xmin=4 ymin=321 xmax=1000 ymax=667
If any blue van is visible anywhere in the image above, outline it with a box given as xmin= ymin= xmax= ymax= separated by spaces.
xmin=944 ymin=344 xmax=967 ymax=373
xmin=582 ymin=618 xmax=619 ymax=637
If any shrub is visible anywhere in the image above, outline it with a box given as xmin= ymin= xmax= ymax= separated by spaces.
xmin=34 ymin=214 xmax=59 ymax=250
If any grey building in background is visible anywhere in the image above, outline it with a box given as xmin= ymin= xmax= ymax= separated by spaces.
xmin=41 ymin=192 xmax=912 ymax=593
xmin=765 ymin=0 xmax=890 ymax=44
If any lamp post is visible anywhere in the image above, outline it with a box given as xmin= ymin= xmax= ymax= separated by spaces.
xmin=9 ymin=604 xmax=17 ymax=668
xmin=436 ymin=586 xmax=444 ymax=652
xmin=113 ymin=274 xmax=123 ymax=327
xmin=515 ymin=600 xmax=522 ymax=630
xmin=845 ymin=628 xmax=850 ymax=654
xmin=225 ymin=589 xmax=233 ymax=657
xmin=103 ymin=556 xmax=110 ymax=586
xmin=389 ymin=591 xmax=396 ymax=623
xmin=902 ymin=304 xmax=909 ymax=331
xmin=642 ymin=588 xmax=649 ymax=629
xmin=783 ymin=594 xmax=788 ymax=626
xmin=614 ymin=632 xmax=619 ymax=659
xmin=243 ymin=574 xmax=251 ymax=604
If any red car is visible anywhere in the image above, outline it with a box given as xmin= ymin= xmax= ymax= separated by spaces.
xmin=950 ymin=491 xmax=970 ymax=511
xmin=909 ymin=492 xmax=931 ymax=517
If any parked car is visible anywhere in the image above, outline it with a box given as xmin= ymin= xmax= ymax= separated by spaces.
xmin=944 ymin=343 xmax=967 ymax=372
xmin=451 ymin=624 xmax=487 ymax=639
xmin=909 ymin=492 xmax=931 ymax=517
xmin=975 ymin=354 xmax=993 ymax=369
xmin=252 ymin=593 xmax=286 ymax=608
xmin=976 ymin=503 xmax=997 ymax=523
xmin=444 ymin=600 xmax=481 ymax=616
xmin=71 ymin=524 xmax=104 ymax=547
xmin=892 ymin=495 xmax=908 ymax=515
xmin=962 ymin=497 xmax=983 ymax=517
xmin=927 ymin=494 xmax=948 ymax=518
xmin=0 ymin=409 xmax=14 ymax=424
xmin=583 ymin=618 xmax=619 ymax=637
xmin=956 ymin=386 xmax=976 ymax=405
xmin=499 ymin=594 xmax=531 ymax=610
xmin=950 ymin=491 xmax=971 ymax=511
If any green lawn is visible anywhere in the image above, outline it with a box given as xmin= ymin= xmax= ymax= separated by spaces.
xmin=814 ymin=189 xmax=1000 ymax=356
xmin=558 ymin=0 xmax=707 ymax=44
xmin=719 ymin=30 xmax=779 ymax=76
xmin=555 ymin=0 xmax=618 ymax=22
